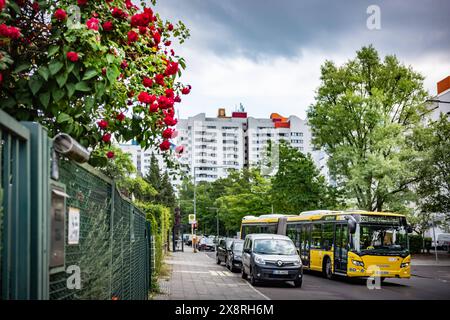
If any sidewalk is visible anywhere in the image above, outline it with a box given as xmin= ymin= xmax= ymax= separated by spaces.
xmin=411 ymin=252 xmax=450 ymax=266
xmin=153 ymin=250 xmax=269 ymax=300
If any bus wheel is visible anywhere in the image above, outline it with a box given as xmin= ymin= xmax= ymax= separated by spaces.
xmin=324 ymin=257 xmax=333 ymax=280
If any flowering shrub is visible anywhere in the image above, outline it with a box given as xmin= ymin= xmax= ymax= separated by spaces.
xmin=0 ymin=0 xmax=189 ymax=163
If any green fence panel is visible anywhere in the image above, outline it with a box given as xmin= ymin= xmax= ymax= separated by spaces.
xmin=49 ymin=160 xmax=149 ymax=300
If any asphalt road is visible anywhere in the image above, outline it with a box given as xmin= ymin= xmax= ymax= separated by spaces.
xmin=205 ymin=251 xmax=450 ymax=300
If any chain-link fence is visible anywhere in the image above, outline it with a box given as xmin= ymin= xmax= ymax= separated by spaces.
xmin=49 ymin=160 xmax=150 ymax=300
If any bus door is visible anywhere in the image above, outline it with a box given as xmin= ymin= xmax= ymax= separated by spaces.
xmin=334 ymin=224 xmax=349 ymax=273
xmin=300 ymin=224 xmax=310 ymax=268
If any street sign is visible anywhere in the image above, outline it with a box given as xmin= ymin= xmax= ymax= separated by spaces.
xmin=188 ymin=214 xmax=196 ymax=224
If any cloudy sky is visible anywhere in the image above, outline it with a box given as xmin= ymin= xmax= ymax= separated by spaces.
xmin=154 ymin=0 xmax=450 ymax=120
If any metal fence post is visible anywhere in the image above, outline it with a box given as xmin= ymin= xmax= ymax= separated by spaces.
xmin=109 ymin=182 xmax=115 ymax=299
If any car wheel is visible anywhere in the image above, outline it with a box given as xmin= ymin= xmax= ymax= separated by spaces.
xmin=249 ymin=269 xmax=257 ymax=286
xmin=294 ymin=278 xmax=302 ymax=288
xmin=216 ymin=255 xmax=221 ymax=265
xmin=324 ymin=257 xmax=333 ymax=280
xmin=241 ymin=267 xmax=248 ymax=279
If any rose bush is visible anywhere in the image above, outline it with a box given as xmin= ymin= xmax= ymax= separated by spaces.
xmin=0 ymin=0 xmax=189 ymax=163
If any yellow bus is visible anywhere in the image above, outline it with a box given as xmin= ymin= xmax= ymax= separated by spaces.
xmin=240 ymin=210 xmax=412 ymax=280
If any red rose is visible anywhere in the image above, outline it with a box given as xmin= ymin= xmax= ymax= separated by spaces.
xmin=53 ymin=8 xmax=67 ymax=21
xmin=149 ymin=103 xmax=159 ymax=113
xmin=174 ymin=95 xmax=181 ymax=103
xmin=138 ymin=92 xmax=156 ymax=104
xmin=125 ymin=0 xmax=137 ymax=10
xmin=120 ymin=60 xmax=128 ymax=69
xmin=1 ymin=25 xmax=20 ymax=39
xmin=165 ymin=88 xmax=174 ymax=99
xmin=159 ymin=140 xmax=171 ymax=151
xmin=106 ymin=151 xmax=115 ymax=159
xmin=181 ymin=86 xmax=191 ymax=95
xmin=86 ymin=17 xmax=99 ymax=31
xmin=164 ymin=61 xmax=178 ymax=76
xmin=152 ymin=31 xmax=161 ymax=44
xmin=142 ymin=77 xmax=153 ymax=88
xmin=155 ymin=74 xmax=165 ymax=86
xmin=66 ymin=51 xmax=79 ymax=62
xmin=97 ymin=119 xmax=108 ymax=129
xmin=138 ymin=26 xmax=147 ymax=35
xmin=0 ymin=0 xmax=6 ymax=11
xmin=162 ymin=128 xmax=173 ymax=139
xmin=168 ymin=23 xmax=174 ymax=31
xmin=102 ymin=21 xmax=113 ymax=32
xmin=163 ymin=116 xmax=177 ymax=126
xmin=116 ymin=112 xmax=125 ymax=121
xmin=102 ymin=133 xmax=112 ymax=143
xmin=127 ymin=30 xmax=138 ymax=43
xmin=111 ymin=7 xmax=127 ymax=19
xmin=77 ymin=0 xmax=88 ymax=5
xmin=158 ymin=96 xmax=174 ymax=109
xmin=32 ymin=1 xmax=39 ymax=12
xmin=164 ymin=41 xmax=171 ymax=47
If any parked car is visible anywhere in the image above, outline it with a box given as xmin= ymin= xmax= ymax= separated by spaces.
xmin=241 ymin=234 xmax=302 ymax=287
xmin=226 ymin=239 xmax=244 ymax=272
xmin=437 ymin=233 xmax=450 ymax=251
xmin=216 ymin=237 xmax=234 ymax=265
xmin=199 ymin=237 xmax=216 ymax=251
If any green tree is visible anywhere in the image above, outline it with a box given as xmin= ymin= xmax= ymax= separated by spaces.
xmin=145 ymin=153 xmax=161 ymax=194
xmin=215 ymin=169 xmax=272 ymax=235
xmin=271 ymin=141 xmax=336 ymax=214
xmin=415 ymin=115 xmax=450 ymax=214
xmin=307 ymin=45 xmax=429 ymax=212
xmin=95 ymin=145 xmax=136 ymax=180
xmin=158 ymin=171 xmax=176 ymax=208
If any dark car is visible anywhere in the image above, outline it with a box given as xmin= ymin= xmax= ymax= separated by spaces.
xmin=226 ymin=240 xmax=244 ymax=272
xmin=242 ymin=234 xmax=303 ymax=287
xmin=216 ymin=238 xmax=233 ymax=265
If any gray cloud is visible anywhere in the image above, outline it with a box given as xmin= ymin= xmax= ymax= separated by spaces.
xmin=155 ymin=0 xmax=450 ymax=60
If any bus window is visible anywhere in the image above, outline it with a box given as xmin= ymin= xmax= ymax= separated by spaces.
xmin=322 ymin=223 xmax=334 ymax=251
xmin=311 ymin=223 xmax=322 ymax=249
xmin=287 ymin=224 xmax=300 ymax=248
xmin=260 ymin=224 xmax=277 ymax=234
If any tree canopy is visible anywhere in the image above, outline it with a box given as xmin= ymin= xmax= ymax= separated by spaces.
xmin=307 ymin=45 xmax=429 ymax=212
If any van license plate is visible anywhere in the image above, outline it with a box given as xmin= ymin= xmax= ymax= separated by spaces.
xmin=273 ymin=270 xmax=288 ymax=275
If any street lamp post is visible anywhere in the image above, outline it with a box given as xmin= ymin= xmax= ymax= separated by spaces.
xmin=207 ymin=207 xmax=219 ymax=237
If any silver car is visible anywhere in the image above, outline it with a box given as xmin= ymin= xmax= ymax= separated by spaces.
xmin=241 ymin=234 xmax=303 ymax=287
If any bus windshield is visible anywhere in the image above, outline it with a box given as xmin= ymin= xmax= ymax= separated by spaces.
xmin=355 ymin=224 xmax=408 ymax=254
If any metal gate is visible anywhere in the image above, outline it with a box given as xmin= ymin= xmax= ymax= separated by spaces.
xmin=0 ymin=110 xmax=51 ymax=300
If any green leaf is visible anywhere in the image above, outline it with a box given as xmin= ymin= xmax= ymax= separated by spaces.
xmin=56 ymin=72 xmax=68 ymax=88
xmin=13 ymin=63 xmax=31 ymax=74
xmin=29 ymin=75 xmax=43 ymax=95
xmin=106 ymin=54 xmax=115 ymax=64
xmin=72 ymin=67 xmax=80 ymax=81
xmin=57 ymin=113 xmax=72 ymax=124
xmin=52 ymin=88 xmax=65 ymax=102
xmin=49 ymin=60 xmax=63 ymax=76
xmin=37 ymin=66 xmax=50 ymax=81
xmin=48 ymin=45 xmax=59 ymax=57
xmin=39 ymin=92 xmax=50 ymax=107
xmin=106 ymin=66 xmax=119 ymax=84
xmin=2 ymin=96 xmax=16 ymax=108
xmin=75 ymin=81 xmax=91 ymax=92
xmin=82 ymin=68 xmax=98 ymax=81
xmin=66 ymin=83 xmax=76 ymax=98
